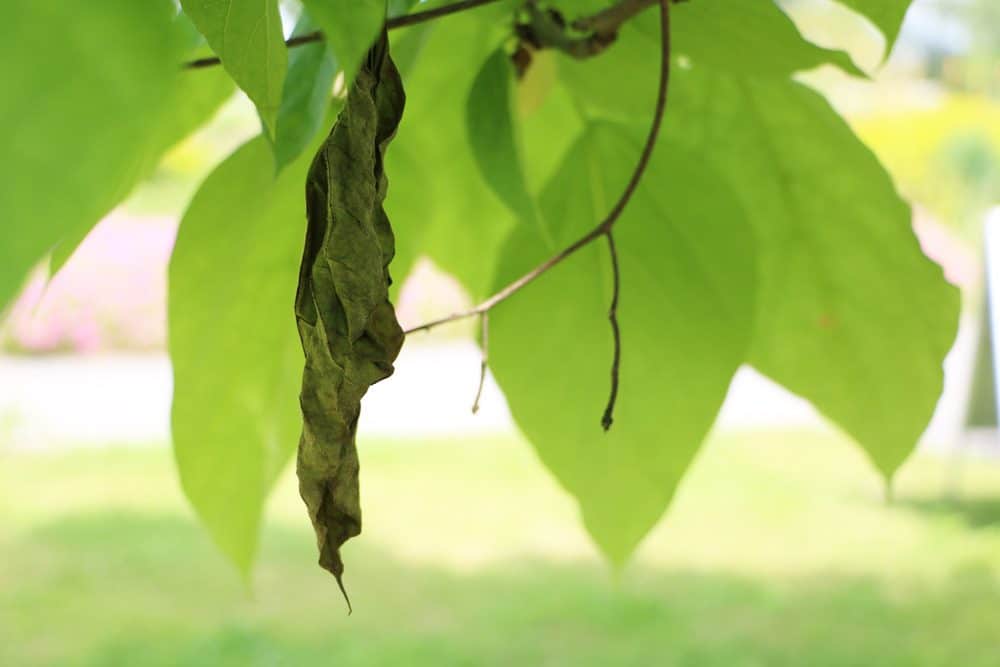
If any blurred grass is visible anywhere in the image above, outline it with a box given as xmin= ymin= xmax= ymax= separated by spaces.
xmin=2 ymin=431 xmax=1000 ymax=666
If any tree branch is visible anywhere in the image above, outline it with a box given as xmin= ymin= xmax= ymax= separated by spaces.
xmin=405 ymin=0 xmax=672 ymax=364
xmin=601 ymin=231 xmax=623 ymax=431
xmin=472 ymin=312 xmax=489 ymax=414
xmin=571 ymin=0 xmax=659 ymax=34
xmin=516 ymin=0 xmax=680 ymax=61
xmin=183 ymin=0 xmax=503 ymax=70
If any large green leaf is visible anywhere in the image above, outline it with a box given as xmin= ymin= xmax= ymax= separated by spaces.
xmin=169 ymin=137 xmax=309 ymax=576
xmin=664 ymin=67 xmax=959 ymax=481
xmin=643 ymin=0 xmax=864 ymax=77
xmin=553 ymin=1 xmax=956 ymax=481
xmin=388 ymin=0 xmax=421 ymax=16
xmin=384 ymin=141 xmax=434 ymax=300
xmin=467 ymin=49 xmax=539 ymax=227
xmin=558 ymin=0 xmax=863 ymax=127
xmin=386 ymin=16 xmax=514 ymax=299
xmin=0 ymin=0 xmax=191 ymax=310
xmin=180 ymin=0 xmax=287 ymax=135
xmin=50 ymin=17 xmax=236 ymax=275
xmin=490 ymin=124 xmax=756 ymax=564
xmin=271 ymin=14 xmax=339 ymax=173
xmin=832 ymin=0 xmax=913 ymax=56
xmin=301 ymin=0 xmax=386 ymax=87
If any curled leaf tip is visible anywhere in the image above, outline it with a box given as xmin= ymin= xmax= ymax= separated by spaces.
xmin=335 ymin=575 xmax=354 ymax=615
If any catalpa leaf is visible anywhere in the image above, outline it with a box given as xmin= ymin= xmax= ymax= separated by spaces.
xmin=490 ymin=124 xmax=756 ymax=565
xmin=665 ymin=66 xmax=959 ymax=482
xmin=301 ymin=0 xmax=386 ymax=88
xmin=558 ymin=0 xmax=864 ymax=128
xmin=386 ymin=13 xmax=515 ymax=299
xmin=170 ymin=137 xmax=309 ymax=578
xmin=0 ymin=0 xmax=192 ymax=310
xmin=833 ymin=0 xmax=914 ymax=58
xmin=180 ymin=0 xmax=287 ymax=135
xmin=51 ymin=13 xmax=235 ymax=276
xmin=271 ymin=13 xmax=339 ymax=173
xmin=649 ymin=0 xmax=865 ymax=77
xmin=296 ymin=32 xmax=405 ymax=599
xmin=467 ymin=49 xmax=539 ymax=226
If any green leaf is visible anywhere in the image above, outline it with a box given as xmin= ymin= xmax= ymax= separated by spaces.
xmin=519 ymin=82 xmax=586 ymax=194
xmin=384 ymin=141 xmax=434 ymax=300
xmin=388 ymin=0 xmax=420 ymax=16
xmin=560 ymin=1 xmax=863 ymax=127
xmin=169 ymin=137 xmax=310 ymax=577
xmin=271 ymin=14 xmax=339 ymax=173
xmin=490 ymin=124 xmax=757 ymax=565
xmin=833 ymin=0 xmax=913 ymax=57
xmin=666 ymin=0 xmax=865 ymax=77
xmin=467 ymin=49 xmax=539 ymax=226
xmin=0 ymin=0 xmax=190 ymax=309
xmin=301 ymin=0 xmax=386 ymax=87
xmin=386 ymin=15 xmax=515 ymax=299
xmin=664 ymin=66 xmax=959 ymax=480
xmin=180 ymin=0 xmax=287 ymax=135
xmin=50 ymin=16 xmax=236 ymax=275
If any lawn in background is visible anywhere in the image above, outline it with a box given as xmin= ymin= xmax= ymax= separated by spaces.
xmin=2 ymin=431 xmax=1000 ymax=666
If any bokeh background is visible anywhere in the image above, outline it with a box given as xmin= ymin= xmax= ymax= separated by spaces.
xmin=2 ymin=1 xmax=999 ymax=664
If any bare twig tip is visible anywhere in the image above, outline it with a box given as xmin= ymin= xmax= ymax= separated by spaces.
xmin=471 ymin=312 xmax=489 ymax=414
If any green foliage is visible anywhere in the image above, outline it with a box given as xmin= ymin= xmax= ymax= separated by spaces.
xmin=169 ymin=138 xmax=307 ymax=577
xmin=492 ymin=126 xmax=757 ymax=563
xmin=0 ymin=1 xmax=226 ymax=307
xmin=833 ymin=0 xmax=913 ymax=57
xmin=663 ymin=0 xmax=865 ymax=77
xmin=302 ymin=0 xmax=387 ymax=87
xmin=2 ymin=0 xmax=961 ymax=579
xmin=467 ymin=50 xmax=539 ymax=226
xmin=664 ymin=70 xmax=958 ymax=481
xmin=179 ymin=0 xmax=287 ymax=135
xmin=270 ymin=14 xmax=339 ymax=173
xmin=385 ymin=13 xmax=515 ymax=299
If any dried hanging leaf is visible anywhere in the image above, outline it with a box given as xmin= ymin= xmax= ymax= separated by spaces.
xmin=294 ymin=31 xmax=405 ymax=607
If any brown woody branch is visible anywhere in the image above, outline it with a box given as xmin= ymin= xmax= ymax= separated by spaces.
xmin=183 ymin=0 xmax=503 ymax=70
xmin=515 ymin=0 xmax=682 ymax=61
xmin=601 ymin=232 xmax=623 ymax=431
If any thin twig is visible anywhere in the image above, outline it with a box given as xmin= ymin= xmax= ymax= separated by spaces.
xmin=388 ymin=0 xmax=501 ymax=28
xmin=571 ymin=0 xmax=658 ymax=34
xmin=472 ymin=312 xmax=490 ymax=414
xmin=601 ymin=231 xmax=622 ymax=431
xmin=405 ymin=0 xmax=671 ymax=337
xmin=182 ymin=0 xmax=503 ymax=70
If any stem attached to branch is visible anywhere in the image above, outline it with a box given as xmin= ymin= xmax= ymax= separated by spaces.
xmin=183 ymin=0 xmax=503 ymax=70
xmin=571 ymin=0 xmax=660 ymax=34
xmin=601 ymin=231 xmax=623 ymax=431
xmin=406 ymin=0 xmax=672 ymax=428
xmin=472 ymin=312 xmax=490 ymax=415
xmin=517 ymin=0 xmax=680 ymax=61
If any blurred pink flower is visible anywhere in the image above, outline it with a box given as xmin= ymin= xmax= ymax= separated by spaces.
xmin=2 ymin=214 xmax=178 ymax=354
